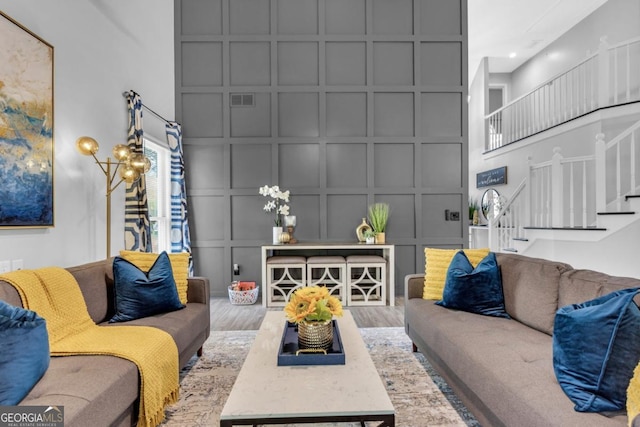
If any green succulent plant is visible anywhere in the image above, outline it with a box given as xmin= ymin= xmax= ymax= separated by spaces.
xmin=368 ymin=203 xmax=390 ymax=233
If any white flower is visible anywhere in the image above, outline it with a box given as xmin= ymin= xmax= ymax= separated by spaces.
xmin=259 ymin=184 xmax=291 ymax=226
xmin=264 ymin=200 xmax=276 ymax=211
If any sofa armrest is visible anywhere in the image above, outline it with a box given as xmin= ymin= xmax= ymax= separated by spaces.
xmin=0 ymin=281 xmax=23 ymax=307
xmin=187 ymin=276 xmax=210 ymax=305
xmin=404 ymin=274 xmax=424 ymax=300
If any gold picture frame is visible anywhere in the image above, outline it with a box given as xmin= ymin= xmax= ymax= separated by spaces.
xmin=0 ymin=11 xmax=54 ymax=228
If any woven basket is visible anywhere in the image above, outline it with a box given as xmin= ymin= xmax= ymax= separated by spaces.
xmin=298 ymin=320 xmax=333 ymax=350
xmin=227 ymin=286 xmax=259 ymax=305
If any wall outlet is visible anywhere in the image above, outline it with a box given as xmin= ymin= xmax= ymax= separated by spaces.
xmin=450 ymin=211 xmax=460 ymax=221
xmin=11 ymin=259 xmax=23 ymax=271
xmin=444 ymin=209 xmax=450 ymax=221
xmin=233 ymin=264 xmax=240 ymax=275
xmin=0 ymin=260 xmax=10 ymax=273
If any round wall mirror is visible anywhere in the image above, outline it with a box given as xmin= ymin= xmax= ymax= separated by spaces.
xmin=481 ymin=188 xmax=501 ymax=221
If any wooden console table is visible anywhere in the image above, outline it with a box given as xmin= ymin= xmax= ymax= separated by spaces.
xmin=261 ymin=242 xmax=395 ymax=307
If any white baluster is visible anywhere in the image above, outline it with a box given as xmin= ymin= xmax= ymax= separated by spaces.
xmin=598 ymin=36 xmax=610 ymax=108
xmin=551 ymin=148 xmax=564 ymax=227
xmin=595 ymin=133 xmax=606 ymax=213
xmin=582 ymin=161 xmax=588 ymax=226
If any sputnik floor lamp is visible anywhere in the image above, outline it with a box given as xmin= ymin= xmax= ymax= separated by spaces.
xmin=76 ymin=136 xmax=150 ymax=258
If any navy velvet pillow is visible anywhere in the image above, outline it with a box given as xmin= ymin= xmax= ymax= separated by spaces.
xmin=0 ymin=300 xmax=50 ymax=405
xmin=436 ymin=251 xmax=510 ymax=318
xmin=110 ymin=251 xmax=185 ymax=323
xmin=553 ymin=287 xmax=640 ymax=412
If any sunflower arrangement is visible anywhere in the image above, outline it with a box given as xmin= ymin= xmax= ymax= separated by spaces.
xmin=284 ymin=286 xmax=343 ymax=324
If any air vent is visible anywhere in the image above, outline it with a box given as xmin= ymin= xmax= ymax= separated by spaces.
xmin=230 ymin=93 xmax=255 ymax=107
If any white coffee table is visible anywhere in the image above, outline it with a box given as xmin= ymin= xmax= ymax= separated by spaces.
xmin=219 ymin=310 xmax=395 ymax=426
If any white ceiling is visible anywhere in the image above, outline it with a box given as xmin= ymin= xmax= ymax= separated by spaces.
xmin=468 ymin=0 xmax=608 ymax=76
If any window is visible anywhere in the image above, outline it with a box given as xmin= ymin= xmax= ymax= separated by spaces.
xmin=144 ymin=138 xmax=171 ymax=252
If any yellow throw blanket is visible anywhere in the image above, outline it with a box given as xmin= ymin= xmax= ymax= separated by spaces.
xmin=0 ymin=268 xmax=179 ymax=427
xmin=629 ymin=363 xmax=640 ymax=426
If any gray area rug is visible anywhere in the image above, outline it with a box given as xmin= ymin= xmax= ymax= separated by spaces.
xmin=161 ymin=327 xmax=480 ymax=427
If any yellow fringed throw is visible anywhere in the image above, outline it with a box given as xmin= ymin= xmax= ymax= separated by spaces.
xmin=0 ymin=268 xmax=179 ymax=427
xmin=628 ymin=363 xmax=640 ymax=426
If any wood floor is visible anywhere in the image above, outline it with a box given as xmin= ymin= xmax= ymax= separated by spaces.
xmin=210 ymin=297 xmax=405 ymax=331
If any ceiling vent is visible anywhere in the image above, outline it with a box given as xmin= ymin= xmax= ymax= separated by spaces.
xmin=230 ymin=93 xmax=255 ymax=107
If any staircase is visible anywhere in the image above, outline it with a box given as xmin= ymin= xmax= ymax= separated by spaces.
xmin=478 ymin=34 xmax=640 ymax=277
xmin=487 ymin=117 xmax=640 ymax=276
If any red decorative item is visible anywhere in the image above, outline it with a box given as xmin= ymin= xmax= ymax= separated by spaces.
xmin=238 ymin=281 xmax=256 ymax=291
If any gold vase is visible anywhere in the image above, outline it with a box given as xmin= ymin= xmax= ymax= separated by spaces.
xmin=356 ymin=218 xmax=372 ymax=242
xmin=298 ymin=320 xmax=333 ymax=350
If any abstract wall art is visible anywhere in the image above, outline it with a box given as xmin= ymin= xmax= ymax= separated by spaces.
xmin=0 ymin=11 xmax=54 ymax=227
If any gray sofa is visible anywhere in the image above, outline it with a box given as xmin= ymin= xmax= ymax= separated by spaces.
xmin=0 ymin=258 xmax=211 ymax=427
xmin=405 ymin=252 xmax=637 ymax=427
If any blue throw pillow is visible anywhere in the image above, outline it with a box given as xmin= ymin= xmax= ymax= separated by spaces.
xmin=553 ymin=287 xmax=640 ymax=412
xmin=436 ymin=251 xmax=510 ymax=318
xmin=110 ymin=251 xmax=185 ymax=323
xmin=0 ymin=300 xmax=50 ymax=405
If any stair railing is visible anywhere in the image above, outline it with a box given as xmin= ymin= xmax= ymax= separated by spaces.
xmin=487 ymin=179 xmax=526 ymax=252
xmin=486 ymin=36 xmax=640 ymax=151
xmin=487 ymin=118 xmax=640 ymax=252
xmin=596 ymin=119 xmax=640 ymax=211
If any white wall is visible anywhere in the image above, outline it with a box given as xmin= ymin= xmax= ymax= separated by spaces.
xmin=468 ymin=58 xmax=489 ymax=207
xmin=0 ymin=0 xmax=174 ymax=268
xmin=510 ymin=0 xmax=640 ymax=98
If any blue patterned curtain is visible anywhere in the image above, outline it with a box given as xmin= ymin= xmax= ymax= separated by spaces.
xmin=166 ymin=122 xmax=193 ymax=275
xmin=124 ymin=90 xmax=152 ymax=252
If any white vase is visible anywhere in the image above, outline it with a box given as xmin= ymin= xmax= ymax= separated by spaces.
xmin=272 ymin=226 xmax=283 ymax=244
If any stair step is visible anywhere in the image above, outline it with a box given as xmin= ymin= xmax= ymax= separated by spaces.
xmin=523 ymin=226 xmax=607 ymax=231
xmin=625 ymin=195 xmax=640 ymax=201
xmin=597 ymin=211 xmax=635 ymax=215
xmin=512 ymin=237 xmax=529 ymax=242
xmin=502 ymin=248 xmax=518 ymax=253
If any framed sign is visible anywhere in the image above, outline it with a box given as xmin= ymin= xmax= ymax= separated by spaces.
xmin=0 ymin=12 xmax=54 ymax=227
xmin=476 ymin=166 xmax=507 ymax=188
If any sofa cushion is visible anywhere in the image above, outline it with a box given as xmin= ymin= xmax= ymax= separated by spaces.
xmin=423 ymin=247 xmax=489 ymax=300
xmin=0 ymin=300 xmax=50 ymax=405
xmin=496 ymin=253 xmax=572 ymax=335
xmin=436 ymin=251 xmax=509 ymax=318
xmin=553 ymin=288 xmax=640 ymax=412
xmin=559 ymin=269 xmax=640 ymax=307
xmin=110 ymin=252 xmax=184 ymax=323
xmin=119 ymin=250 xmax=190 ymax=304
xmin=20 ymin=355 xmax=139 ymax=427
xmin=405 ymin=298 xmax=627 ymax=426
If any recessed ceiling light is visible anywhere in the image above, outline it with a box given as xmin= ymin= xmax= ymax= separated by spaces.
xmin=509 ymin=52 xmax=517 ymax=59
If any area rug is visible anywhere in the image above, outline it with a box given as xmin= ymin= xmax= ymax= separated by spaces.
xmin=161 ymin=328 xmax=480 ymax=427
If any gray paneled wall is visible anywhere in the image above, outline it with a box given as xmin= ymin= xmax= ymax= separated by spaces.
xmin=175 ymin=0 xmax=468 ymax=297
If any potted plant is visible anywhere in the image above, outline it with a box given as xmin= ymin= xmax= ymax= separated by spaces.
xmin=363 ymin=229 xmax=376 ymax=244
xmin=469 ymin=198 xmax=479 ymax=225
xmin=259 ymin=185 xmax=290 ymax=244
xmin=368 ymin=203 xmax=390 ymax=244
xmin=284 ymin=286 xmax=343 ymax=350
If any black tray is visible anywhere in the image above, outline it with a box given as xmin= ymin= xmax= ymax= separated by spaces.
xmin=277 ymin=320 xmax=345 ymax=366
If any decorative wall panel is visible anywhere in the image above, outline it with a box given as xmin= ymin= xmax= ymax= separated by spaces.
xmin=176 ymin=0 xmax=468 ymax=296
xmin=229 ymin=0 xmax=270 ymax=35
xmin=326 ymin=143 xmax=368 ymax=188
xmin=229 ymin=42 xmax=271 ymax=86
xmin=326 ymin=93 xmax=367 ymax=137
xmin=181 ymin=42 xmax=222 ymax=86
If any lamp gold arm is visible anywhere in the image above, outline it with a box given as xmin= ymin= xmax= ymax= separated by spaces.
xmin=76 ymin=136 xmax=148 ymax=258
